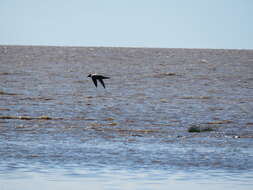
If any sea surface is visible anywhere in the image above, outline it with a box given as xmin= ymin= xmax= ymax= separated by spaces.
xmin=0 ymin=46 xmax=253 ymax=189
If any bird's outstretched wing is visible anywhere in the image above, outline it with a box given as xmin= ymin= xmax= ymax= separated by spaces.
xmin=92 ymin=78 xmax=97 ymax=87
xmin=98 ymin=79 xmax=106 ymax=88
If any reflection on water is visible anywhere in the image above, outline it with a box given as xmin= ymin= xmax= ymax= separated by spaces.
xmin=1 ymin=169 xmax=253 ymax=190
xmin=0 ymin=46 xmax=253 ymax=189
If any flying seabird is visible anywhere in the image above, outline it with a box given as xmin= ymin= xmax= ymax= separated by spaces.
xmin=88 ymin=73 xmax=110 ymax=88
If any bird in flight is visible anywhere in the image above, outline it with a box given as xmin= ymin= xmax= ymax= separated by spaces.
xmin=88 ymin=73 xmax=110 ymax=88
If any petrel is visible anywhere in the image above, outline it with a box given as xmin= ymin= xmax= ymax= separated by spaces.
xmin=88 ymin=73 xmax=110 ymax=88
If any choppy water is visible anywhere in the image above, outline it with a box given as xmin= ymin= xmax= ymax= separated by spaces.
xmin=0 ymin=46 xmax=253 ymax=189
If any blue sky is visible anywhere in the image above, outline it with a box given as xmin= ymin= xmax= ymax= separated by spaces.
xmin=0 ymin=0 xmax=252 ymax=49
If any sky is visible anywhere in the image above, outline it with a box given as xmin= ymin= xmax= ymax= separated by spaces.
xmin=0 ymin=0 xmax=252 ymax=49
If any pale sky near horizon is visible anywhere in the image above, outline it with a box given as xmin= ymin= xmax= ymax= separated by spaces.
xmin=0 ymin=0 xmax=252 ymax=49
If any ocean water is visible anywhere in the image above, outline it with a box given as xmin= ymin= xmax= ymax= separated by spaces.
xmin=0 ymin=46 xmax=253 ymax=189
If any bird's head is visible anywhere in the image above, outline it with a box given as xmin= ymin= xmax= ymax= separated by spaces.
xmin=87 ymin=74 xmax=92 ymax=77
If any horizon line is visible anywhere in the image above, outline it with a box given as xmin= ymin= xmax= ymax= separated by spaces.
xmin=0 ymin=44 xmax=253 ymax=51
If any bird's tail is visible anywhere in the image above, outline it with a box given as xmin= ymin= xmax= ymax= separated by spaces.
xmin=103 ymin=76 xmax=110 ymax=79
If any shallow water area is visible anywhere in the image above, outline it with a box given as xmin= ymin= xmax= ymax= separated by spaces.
xmin=1 ymin=168 xmax=253 ymax=190
xmin=0 ymin=46 xmax=253 ymax=189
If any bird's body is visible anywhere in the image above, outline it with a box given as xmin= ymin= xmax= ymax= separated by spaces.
xmin=88 ymin=73 xmax=110 ymax=88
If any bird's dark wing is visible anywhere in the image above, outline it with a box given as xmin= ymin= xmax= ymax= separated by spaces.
xmin=92 ymin=78 xmax=97 ymax=87
xmin=98 ymin=79 xmax=106 ymax=88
